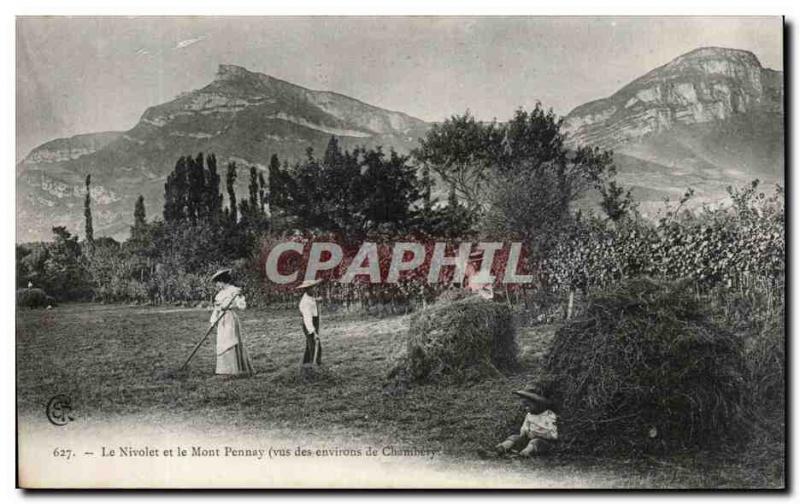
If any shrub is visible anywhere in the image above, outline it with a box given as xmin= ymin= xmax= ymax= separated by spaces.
xmin=385 ymin=295 xmax=517 ymax=392
xmin=542 ymin=278 xmax=746 ymax=454
xmin=17 ymin=288 xmax=56 ymax=308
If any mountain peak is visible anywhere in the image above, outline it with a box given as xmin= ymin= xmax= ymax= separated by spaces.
xmin=215 ymin=64 xmax=259 ymax=82
xmin=667 ymin=46 xmax=762 ymax=68
xmin=564 ymin=46 xmax=782 ymax=150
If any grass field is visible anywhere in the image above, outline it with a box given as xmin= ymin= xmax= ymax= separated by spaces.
xmin=16 ymin=303 xmax=784 ymax=489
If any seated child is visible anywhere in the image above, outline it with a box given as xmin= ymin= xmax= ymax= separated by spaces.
xmin=495 ymin=389 xmax=558 ymax=457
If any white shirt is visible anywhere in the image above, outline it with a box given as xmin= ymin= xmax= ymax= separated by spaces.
xmin=299 ymin=292 xmax=318 ymax=334
xmin=210 ymin=285 xmax=246 ymax=355
xmin=520 ymin=410 xmax=558 ymax=440
xmin=465 ymin=262 xmax=495 ymax=300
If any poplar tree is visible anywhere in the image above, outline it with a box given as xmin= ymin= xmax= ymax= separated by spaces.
xmin=226 ymin=162 xmax=238 ymax=224
xmin=84 ymin=174 xmax=94 ymax=254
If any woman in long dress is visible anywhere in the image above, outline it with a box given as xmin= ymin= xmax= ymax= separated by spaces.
xmin=210 ymin=269 xmax=255 ymax=376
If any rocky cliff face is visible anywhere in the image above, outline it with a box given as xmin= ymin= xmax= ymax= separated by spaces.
xmin=21 ymin=131 xmax=122 ymax=166
xmin=564 ymin=47 xmax=783 ymax=213
xmin=16 ymin=65 xmax=430 ymax=242
xmin=16 ymin=50 xmax=784 ymax=242
xmin=564 ymin=48 xmax=782 ymax=148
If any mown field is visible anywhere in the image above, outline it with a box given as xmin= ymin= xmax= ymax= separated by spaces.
xmin=16 ymin=303 xmax=783 ymax=489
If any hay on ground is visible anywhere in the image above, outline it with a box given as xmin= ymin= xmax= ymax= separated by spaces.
xmin=385 ymin=295 xmax=517 ymax=393
xmin=541 ymin=278 xmax=745 ymax=454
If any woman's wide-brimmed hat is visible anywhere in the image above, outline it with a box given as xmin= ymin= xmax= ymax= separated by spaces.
xmin=296 ymin=278 xmax=322 ymax=290
xmin=211 ymin=268 xmax=233 ymax=283
xmin=513 ymin=389 xmax=554 ymax=408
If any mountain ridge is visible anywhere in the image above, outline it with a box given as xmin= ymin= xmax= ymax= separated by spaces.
xmin=17 ymin=47 xmax=784 ymax=242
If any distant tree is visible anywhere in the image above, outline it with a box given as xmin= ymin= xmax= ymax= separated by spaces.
xmin=599 ymin=180 xmax=635 ymax=222
xmin=281 ymin=142 xmax=421 ymax=236
xmin=323 ymin=136 xmax=342 ymax=167
xmin=267 ymin=154 xmax=281 ymax=209
xmin=420 ymin=162 xmax=433 ymax=214
xmin=238 ymin=199 xmax=251 ymax=228
xmin=258 ymin=172 xmax=267 ymax=215
xmin=43 ymin=226 xmax=91 ymax=299
xmin=134 ymin=195 xmax=146 ymax=227
xmin=205 ymin=153 xmax=223 ymax=225
xmin=357 ymin=148 xmax=421 ymax=234
xmin=130 ymin=195 xmax=148 ymax=244
xmin=187 ymin=153 xmax=207 ymax=224
xmin=248 ymin=166 xmax=260 ymax=217
xmin=84 ymin=174 xmax=94 ymax=254
xmin=164 ymin=157 xmax=189 ymax=223
xmin=414 ymin=110 xmax=496 ymax=214
xmin=479 ymin=106 xmax=616 ymax=256
xmin=226 ymin=162 xmax=238 ymax=224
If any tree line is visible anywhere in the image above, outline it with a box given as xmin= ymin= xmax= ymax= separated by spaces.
xmin=18 ymin=102 xmax=780 ymax=311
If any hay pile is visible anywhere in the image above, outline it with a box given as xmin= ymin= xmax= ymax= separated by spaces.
xmin=542 ymin=278 xmax=745 ymax=454
xmin=385 ymin=296 xmax=517 ymax=392
xmin=743 ymin=314 xmax=785 ymax=430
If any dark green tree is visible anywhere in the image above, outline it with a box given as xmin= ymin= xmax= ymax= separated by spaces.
xmin=248 ymin=166 xmax=260 ymax=217
xmin=205 ymin=153 xmax=223 ymax=225
xmin=414 ymin=110 xmax=496 ymax=214
xmin=258 ymin=172 xmax=267 ymax=215
xmin=164 ymin=157 xmax=189 ymax=223
xmin=133 ymin=195 xmax=146 ymax=230
xmin=187 ymin=153 xmax=206 ymax=224
xmin=226 ymin=161 xmax=238 ymax=224
xmin=600 ymin=180 xmax=635 ymax=222
xmin=84 ymin=174 xmax=94 ymax=254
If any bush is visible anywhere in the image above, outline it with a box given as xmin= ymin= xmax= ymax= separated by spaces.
xmin=385 ymin=295 xmax=517 ymax=392
xmin=17 ymin=288 xmax=56 ymax=308
xmin=542 ymin=278 xmax=746 ymax=454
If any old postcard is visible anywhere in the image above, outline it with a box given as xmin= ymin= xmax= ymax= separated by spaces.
xmin=15 ymin=16 xmax=785 ymax=489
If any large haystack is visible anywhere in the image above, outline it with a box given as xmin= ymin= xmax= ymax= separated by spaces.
xmin=385 ymin=296 xmax=517 ymax=392
xmin=542 ymin=278 xmax=745 ymax=454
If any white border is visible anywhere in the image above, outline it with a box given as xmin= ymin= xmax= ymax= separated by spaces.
xmin=3 ymin=1 xmax=797 ymax=502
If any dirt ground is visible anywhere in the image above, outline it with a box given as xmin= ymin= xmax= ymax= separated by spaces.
xmin=16 ymin=303 xmax=784 ymax=489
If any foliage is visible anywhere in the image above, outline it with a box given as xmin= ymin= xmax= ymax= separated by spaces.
xmin=273 ymin=138 xmax=423 ymax=236
xmin=16 ymin=288 xmax=56 ymax=308
xmin=541 ymin=181 xmax=784 ymax=300
xmin=418 ymin=106 xmax=615 ymax=233
xmin=16 ymin=227 xmax=93 ymax=301
xmin=417 ymin=106 xmax=617 ymax=259
xmin=599 ymin=180 xmax=636 ymax=222
xmin=83 ymin=174 xmax=94 ymax=254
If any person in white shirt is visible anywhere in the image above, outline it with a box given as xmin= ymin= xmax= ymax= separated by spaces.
xmin=297 ymin=279 xmax=322 ymax=366
xmin=209 ymin=269 xmax=254 ymax=376
xmin=464 ymin=249 xmax=494 ymax=300
xmin=495 ymin=389 xmax=558 ymax=456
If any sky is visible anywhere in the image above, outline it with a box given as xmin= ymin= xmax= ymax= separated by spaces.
xmin=16 ymin=16 xmax=783 ymax=160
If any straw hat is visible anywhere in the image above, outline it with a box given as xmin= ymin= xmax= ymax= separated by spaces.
xmin=296 ymin=278 xmax=322 ymax=290
xmin=513 ymin=389 xmax=554 ymax=408
xmin=210 ymin=268 xmax=232 ymax=283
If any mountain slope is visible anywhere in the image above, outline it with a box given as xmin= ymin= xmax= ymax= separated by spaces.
xmin=16 ymin=65 xmax=430 ymax=242
xmin=17 ymin=48 xmax=784 ymax=242
xmin=564 ymin=47 xmax=783 ymax=212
